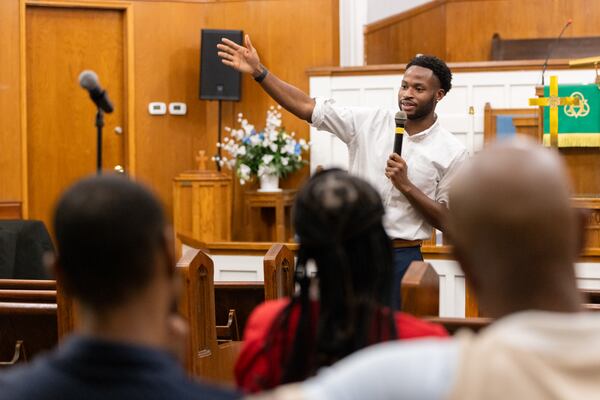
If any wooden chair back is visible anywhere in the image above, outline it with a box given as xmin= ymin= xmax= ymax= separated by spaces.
xmin=483 ymin=102 xmax=540 ymax=145
xmin=177 ymin=248 xmax=242 ymax=384
xmin=401 ymin=261 xmax=439 ymax=317
xmin=263 ymin=243 xmax=295 ymax=300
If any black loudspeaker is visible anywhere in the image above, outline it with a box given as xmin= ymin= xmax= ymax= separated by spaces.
xmin=199 ymin=29 xmax=243 ymax=101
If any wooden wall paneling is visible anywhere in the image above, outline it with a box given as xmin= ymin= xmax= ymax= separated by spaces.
xmin=3 ymin=0 xmax=339 ymax=237
xmin=0 ymin=1 xmax=22 ymax=205
xmin=132 ymin=0 xmax=338 ymax=240
xmin=364 ymin=0 xmax=600 ymax=64
xmin=365 ymin=2 xmax=446 ymax=64
xmin=446 ymin=0 xmax=600 ymax=62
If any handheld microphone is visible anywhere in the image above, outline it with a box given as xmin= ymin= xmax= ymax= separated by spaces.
xmin=541 ymin=19 xmax=572 ymax=85
xmin=78 ymin=70 xmax=114 ymax=113
xmin=393 ymin=111 xmax=407 ymax=156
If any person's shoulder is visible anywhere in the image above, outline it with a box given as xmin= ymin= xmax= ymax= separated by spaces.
xmin=0 ymin=354 xmax=66 ymax=400
xmin=395 ymin=311 xmax=450 ymax=338
xmin=318 ymin=98 xmax=393 ymax=119
xmin=242 ymin=298 xmax=291 ymax=340
xmin=434 ymin=124 xmax=466 ymax=151
xmin=249 ymin=299 xmax=290 ymax=324
xmin=301 ymin=339 xmax=460 ymax=400
xmin=180 ymin=380 xmax=240 ymax=400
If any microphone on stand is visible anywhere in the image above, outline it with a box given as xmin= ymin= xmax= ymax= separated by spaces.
xmin=78 ymin=70 xmax=114 ymax=113
xmin=394 ymin=111 xmax=407 ymax=156
xmin=541 ymin=19 xmax=573 ymax=86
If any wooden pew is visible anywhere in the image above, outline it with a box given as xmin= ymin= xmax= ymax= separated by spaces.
xmin=178 ymin=234 xmax=297 ymax=333
xmin=176 ymin=247 xmax=242 ymax=385
xmin=424 ymin=317 xmax=492 ymax=335
xmin=401 ymin=261 xmax=439 ymax=317
xmin=263 ymin=243 xmax=295 ymax=300
xmin=0 ymin=202 xmax=22 ymax=220
xmin=0 ymin=280 xmax=57 ymax=366
xmin=0 ymin=279 xmax=75 ymax=367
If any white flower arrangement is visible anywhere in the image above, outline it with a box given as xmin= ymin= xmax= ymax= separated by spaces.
xmin=214 ymin=106 xmax=310 ymax=185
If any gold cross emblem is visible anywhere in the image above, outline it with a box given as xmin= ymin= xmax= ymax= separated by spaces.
xmin=529 ymin=76 xmax=580 ymax=147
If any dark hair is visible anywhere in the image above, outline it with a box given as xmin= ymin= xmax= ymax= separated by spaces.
xmin=263 ymin=169 xmax=397 ymax=386
xmin=406 ymin=54 xmax=452 ymax=94
xmin=53 ymin=175 xmax=167 ymax=310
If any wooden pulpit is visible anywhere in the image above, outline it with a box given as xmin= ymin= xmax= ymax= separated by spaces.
xmin=173 ymin=151 xmax=232 ymax=253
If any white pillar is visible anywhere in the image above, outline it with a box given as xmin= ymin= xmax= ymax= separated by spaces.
xmin=339 ymin=0 xmax=368 ymax=66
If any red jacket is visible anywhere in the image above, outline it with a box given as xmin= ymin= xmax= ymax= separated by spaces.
xmin=234 ymin=299 xmax=448 ymax=393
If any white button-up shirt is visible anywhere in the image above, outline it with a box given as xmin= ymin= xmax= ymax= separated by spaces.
xmin=311 ymin=98 xmax=468 ymax=240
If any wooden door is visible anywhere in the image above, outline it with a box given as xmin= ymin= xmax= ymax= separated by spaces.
xmin=26 ymin=6 xmax=126 ymax=229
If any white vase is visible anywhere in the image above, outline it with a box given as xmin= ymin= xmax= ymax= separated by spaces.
xmin=259 ymin=173 xmax=281 ymax=192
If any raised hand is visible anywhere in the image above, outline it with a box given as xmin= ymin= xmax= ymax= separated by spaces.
xmin=217 ymin=34 xmax=261 ymax=76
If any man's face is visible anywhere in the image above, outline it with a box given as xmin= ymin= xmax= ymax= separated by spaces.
xmin=398 ymin=65 xmax=444 ymax=120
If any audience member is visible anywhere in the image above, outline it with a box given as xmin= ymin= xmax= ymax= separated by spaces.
xmin=0 ymin=175 xmax=238 ymax=400
xmin=235 ymin=169 xmax=447 ymax=393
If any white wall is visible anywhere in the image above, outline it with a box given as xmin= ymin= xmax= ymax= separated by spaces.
xmin=367 ymin=0 xmax=432 ymax=23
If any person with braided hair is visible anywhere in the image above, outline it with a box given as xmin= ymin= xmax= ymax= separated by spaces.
xmin=234 ymin=169 xmax=447 ymax=393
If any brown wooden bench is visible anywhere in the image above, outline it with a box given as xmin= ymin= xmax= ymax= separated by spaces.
xmin=176 ymin=248 xmax=242 ymax=385
xmin=401 ymin=261 xmax=439 ymax=317
xmin=0 ymin=202 xmax=22 ymax=220
xmin=0 ymin=279 xmax=75 ymax=367
xmin=263 ymin=243 xmax=295 ymax=300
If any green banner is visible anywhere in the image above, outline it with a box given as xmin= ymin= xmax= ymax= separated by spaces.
xmin=543 ymin=84 xmax=600 ymax=147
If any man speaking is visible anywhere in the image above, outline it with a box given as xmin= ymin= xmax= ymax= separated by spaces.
xmin=218 ymin=35 xmax=467 ymax=309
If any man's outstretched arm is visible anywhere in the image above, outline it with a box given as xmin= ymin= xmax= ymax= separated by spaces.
xmin=217 ymin=35 xmax=315 ymax=122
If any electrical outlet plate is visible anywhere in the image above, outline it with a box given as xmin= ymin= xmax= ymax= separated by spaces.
xmin=169 ymin=102 xmax=187 ymax=115
xmin=148 ymin=102 xmax=166 ymax=115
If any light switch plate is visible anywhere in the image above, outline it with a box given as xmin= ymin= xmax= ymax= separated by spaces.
xmin=169 ymin=102 xmax=187 ymax=115
xmin=148 ymin=102 xmax=166 ymax=115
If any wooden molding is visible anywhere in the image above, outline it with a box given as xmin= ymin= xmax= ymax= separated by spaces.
xmin=19 ymin=0 xmax=28 ymax=218
xmin=307 ymin=59 xmax=584 ymax=77
xmin=25 ymin=0 xmax=131 ymax=9
xmin=124 ymin=3 xmax=135 ymax=177
xmin=364 ymin=0 xmax=446 ymax=34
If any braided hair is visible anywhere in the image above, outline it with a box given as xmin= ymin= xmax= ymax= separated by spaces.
xmin=259 ymin=169 xmax=397 ymax=387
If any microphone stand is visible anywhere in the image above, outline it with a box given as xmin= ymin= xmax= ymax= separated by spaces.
xmin=95 ymin=107 xmax=104 ymax=175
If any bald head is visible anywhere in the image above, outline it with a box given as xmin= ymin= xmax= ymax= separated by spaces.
xmin=448 ymin=139 xmax=582 ymax=315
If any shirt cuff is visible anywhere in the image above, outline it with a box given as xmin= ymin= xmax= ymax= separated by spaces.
xmin=310 ymin=97 xmax=331 ymax=129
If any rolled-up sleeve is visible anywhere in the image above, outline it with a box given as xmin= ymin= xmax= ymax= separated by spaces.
xmin=310 ymin=98 xmax=358 ymax=145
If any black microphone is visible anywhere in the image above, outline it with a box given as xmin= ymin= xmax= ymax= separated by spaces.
xmin=78 ymin=70 xmax=114 ymax=113
xmin=541 ymin=19 xmax=572 ymax=86
xmin=394 ymin=111 xmax=407 ymax=156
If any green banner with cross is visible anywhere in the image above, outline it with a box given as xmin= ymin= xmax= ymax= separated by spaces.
xmin=542 ymin=84 xmax=600 ymax=147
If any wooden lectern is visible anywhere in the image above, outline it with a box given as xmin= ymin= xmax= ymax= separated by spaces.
xmin=173 ymin=151 xmax=232 ymax=253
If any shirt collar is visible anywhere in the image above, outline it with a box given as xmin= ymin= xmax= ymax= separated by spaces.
xmin=406 ymin=117 xmax=439 ymax=142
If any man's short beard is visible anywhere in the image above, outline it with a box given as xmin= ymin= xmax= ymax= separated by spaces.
xmin=407 ymin=97 xmax=436 ymax=121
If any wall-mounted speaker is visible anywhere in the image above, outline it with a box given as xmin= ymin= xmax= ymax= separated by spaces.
xmin=199 ymin=29 xmax=243 ymax=101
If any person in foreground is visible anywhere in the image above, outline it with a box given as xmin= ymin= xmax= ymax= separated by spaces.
xmin=235 ymin=169 xmax=447 ymax=393
xmin=0 ymin=175 xmax=237 ymax=400
xmin=253 ymin=139 xmax=600 ymax=400
xmin=218 ymin=36 xmax=467 ymax=308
